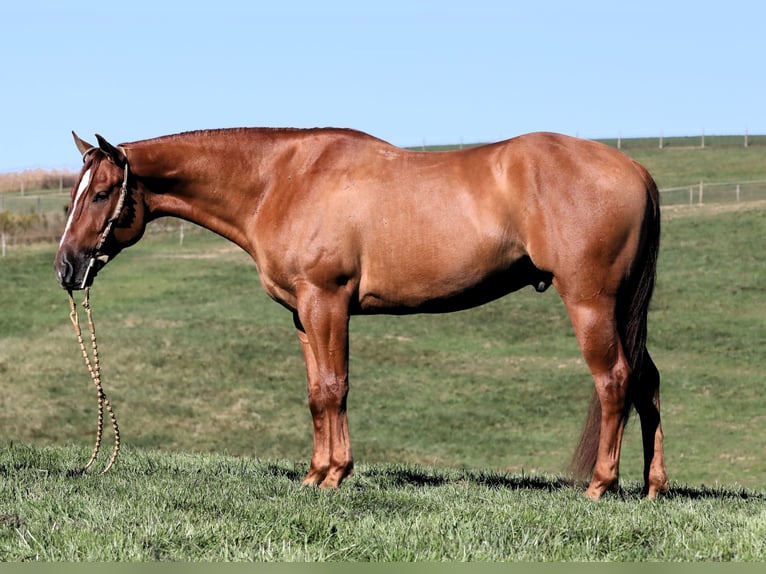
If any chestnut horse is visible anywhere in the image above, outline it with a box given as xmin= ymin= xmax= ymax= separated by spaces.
xmin=55 ymin=128 xmax=668 ymax=499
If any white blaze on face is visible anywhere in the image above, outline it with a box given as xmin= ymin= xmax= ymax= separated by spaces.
xmin=59 ymin=168 xmax=92 ymax=247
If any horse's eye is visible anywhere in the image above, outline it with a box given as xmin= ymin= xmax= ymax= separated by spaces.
xmin=93 ymin=190 xmax=111 ymax=202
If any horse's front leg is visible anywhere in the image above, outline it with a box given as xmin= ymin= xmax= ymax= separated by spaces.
xmin=293 ymin=287 xmax=353 ymax=488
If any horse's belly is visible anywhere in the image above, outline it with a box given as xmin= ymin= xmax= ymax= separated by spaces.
xmin=348 ymin=186 xmax=530 ymax=314
xmin=356 ymin=247 xmax=538 ymax=314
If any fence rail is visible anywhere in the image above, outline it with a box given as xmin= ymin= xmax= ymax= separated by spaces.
xmin=658 ymin=179 xmax=766 ymax=206
xmin=598 ymin=133 xmax=766 ymax=151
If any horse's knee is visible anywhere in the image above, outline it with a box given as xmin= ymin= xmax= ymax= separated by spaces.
xmin=308 ymin=376 xmax=348 ymax=414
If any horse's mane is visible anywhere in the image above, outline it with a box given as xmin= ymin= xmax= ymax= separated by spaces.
xmin=126 ymin=127 xmax=387 ymax=148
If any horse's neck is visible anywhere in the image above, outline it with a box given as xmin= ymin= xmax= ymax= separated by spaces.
xmin=126 ymin=134 xmax=274 ymax=255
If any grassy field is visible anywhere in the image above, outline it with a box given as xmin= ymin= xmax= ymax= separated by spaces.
xmin=1 ymin=205 xmax=765 ymax=567
xmin=2 ymin=444 xmax=765 ymax=561
xmin=1 ymin=139 xmax=765 ymax=561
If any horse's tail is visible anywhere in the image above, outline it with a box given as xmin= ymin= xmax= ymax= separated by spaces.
xmin=569 ymin=162 xmax=661 ymax=480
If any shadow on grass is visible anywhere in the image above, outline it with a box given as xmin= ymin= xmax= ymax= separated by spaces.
xmin=3 ymin=443 xmax=763 ymax=502
xmin=262 ymin=461 xmax=306 ymax=482
xmin=360 ymin=465 xmax=575 ymax=491
xmin=357 ymin=464 xmax=766 ymax=501
xmin=663 ymin=483 xmax=766 ymax=501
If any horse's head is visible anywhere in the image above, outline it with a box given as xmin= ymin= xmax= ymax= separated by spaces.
xmin=55 ymin=132 xmax=147 ymax=290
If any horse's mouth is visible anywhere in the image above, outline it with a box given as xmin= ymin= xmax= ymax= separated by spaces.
xmin=57 ymin=254 xmax=110 ymax=290
xmin=79 ymin=255 xmax=110 ymax=289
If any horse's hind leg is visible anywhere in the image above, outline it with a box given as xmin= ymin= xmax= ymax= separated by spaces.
xmin=563 ymin=294 xmax=631 ymax=500
xmin=633 ymin=350 xmax=669 ymax=498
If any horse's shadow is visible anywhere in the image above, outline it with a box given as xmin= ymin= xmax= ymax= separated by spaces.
xmin=352 ymin=464 xmax=766 ymax=501
xmin=25 ymin=453 xmax=761 ymax=502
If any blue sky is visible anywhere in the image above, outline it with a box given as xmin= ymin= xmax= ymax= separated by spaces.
xmin=1 ymin=0 xmax=763 ymax=171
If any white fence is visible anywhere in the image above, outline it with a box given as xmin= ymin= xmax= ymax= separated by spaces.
xmin=658 ymin=179 xmax=766 ymax=206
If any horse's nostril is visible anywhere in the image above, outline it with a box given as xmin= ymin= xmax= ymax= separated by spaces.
xmin=56 ymin=256 xmax=74 ymax=286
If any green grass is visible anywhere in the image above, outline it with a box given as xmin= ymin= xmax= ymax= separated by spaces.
xmin=0 ymin=188 xmax=70 ymax=214
xmin=2 ymin=444 xmax=765 ymax=561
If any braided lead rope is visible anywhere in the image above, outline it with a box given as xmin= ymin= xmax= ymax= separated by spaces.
xmin=82 ymin=288 xmax=121 ymax=473
xmin=67 ymin=288 xmax=121 ymax=473
xmin=67 ymin=291 xmax=101 ymax=471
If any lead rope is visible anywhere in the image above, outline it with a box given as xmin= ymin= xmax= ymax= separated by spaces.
xmin=67 ymin=287 xmax=120 ymax=473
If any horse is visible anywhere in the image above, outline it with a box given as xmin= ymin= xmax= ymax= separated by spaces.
xmin=54 ymin=128 xmax=668 ymax=499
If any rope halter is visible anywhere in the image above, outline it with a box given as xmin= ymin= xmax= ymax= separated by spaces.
xmin=80 ymin=156 xmax=130 ymax=289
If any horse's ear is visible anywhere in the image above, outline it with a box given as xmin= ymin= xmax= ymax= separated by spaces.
xmin=95 ymin=134 xmax=127 ymax=167
xmin=72 ymin=131 xmax=95 ymax=157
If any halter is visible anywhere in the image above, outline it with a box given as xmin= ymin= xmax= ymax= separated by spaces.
xmin=80 ymin=153 xmax=130 ymax=289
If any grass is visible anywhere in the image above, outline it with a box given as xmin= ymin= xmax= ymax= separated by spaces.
xmin=2 ymin=444 xmax=765 ymax=561
xmin=1 ymin=208 xmax=765 ymax=569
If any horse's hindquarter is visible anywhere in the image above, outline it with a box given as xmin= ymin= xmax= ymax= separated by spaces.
xmin=513 ymin=133 xmax=651 ymax=298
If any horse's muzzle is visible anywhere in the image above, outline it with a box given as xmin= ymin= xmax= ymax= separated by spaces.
xmin=56 ymin=253 xmax=108 ymax=290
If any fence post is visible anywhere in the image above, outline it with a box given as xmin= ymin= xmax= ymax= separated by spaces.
xmin=698 ymin=180 xmax=704 ymax=204
xmin=1 ymin=232 xmax=6 ymax=257
xmin=736 ymin=184 xmax=741 ymax=202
